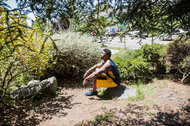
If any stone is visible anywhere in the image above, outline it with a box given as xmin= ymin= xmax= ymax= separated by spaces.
xmin=10 ymin=76 xmax=58 ymax=100
xmin=10 ymin=82 xmax=42 ymax=100
xmin=99 ymin=84 xmax=137 ymax=99
xmin=40 ymin=76 xmax=58 ymax=95
xmin=27 ymin=80 xmax=40 ymax=86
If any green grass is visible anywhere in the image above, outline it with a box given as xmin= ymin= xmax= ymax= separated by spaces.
xmin=142 ymin=85 xmax=156 ymax=97
xmin=158 ymin=83 xmax=165 ymax=89
xmin=88 ymin=112 xmax=114 ymax=124
xmin=145 ymin=111 xmax=156 ymax=116
xmin=101 ymin=100 xmax=110 ymax=104
xmin=97 ymin=88 xmax=107 ymax=96
xmin=129 ymin=81 xmax=157 ymax=101
xmin=129 ymin=87 xmax=145 ymax=101
xmin=143 ymin=101 xmax=155 ymax=107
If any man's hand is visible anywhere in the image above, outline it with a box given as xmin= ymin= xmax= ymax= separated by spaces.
xmin=83 ymin=78 xmax=88 ymax=87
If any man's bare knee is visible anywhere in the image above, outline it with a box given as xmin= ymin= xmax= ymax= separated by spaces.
xmin=95 ymin=68 xmax=100 ymax=72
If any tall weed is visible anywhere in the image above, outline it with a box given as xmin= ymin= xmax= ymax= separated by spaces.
xmin=46 ymin=32 xmax=101 ymax=80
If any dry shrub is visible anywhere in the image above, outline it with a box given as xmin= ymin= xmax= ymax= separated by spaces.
xmin=165 ymin=33 xmax=190 ymax=83
xmin=46 ymin=31 xmax=101 ymax=82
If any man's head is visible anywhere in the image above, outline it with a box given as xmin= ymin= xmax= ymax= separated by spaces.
xmin=101 ymin=48 xmax=111 ymax=60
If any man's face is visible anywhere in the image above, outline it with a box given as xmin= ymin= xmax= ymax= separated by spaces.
xmin=101 ymin=51 xmax=107 ymax=59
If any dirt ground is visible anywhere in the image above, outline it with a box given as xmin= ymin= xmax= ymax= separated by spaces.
xmin=1 ymin=79 xmax=190 ymax=126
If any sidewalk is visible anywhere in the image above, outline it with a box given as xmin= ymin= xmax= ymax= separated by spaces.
xmin=104 ymin=36 xmax=171 ymax=49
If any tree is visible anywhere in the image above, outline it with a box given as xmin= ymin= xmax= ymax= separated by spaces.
xmin=15 ymin=0 xmax=98 ymax=30
xmin=113 ymin=0 xmax=190 ymax=36
xmin=76 ymin=2 xmax=111 ymax=45
xmin=77 ymin=16 xmax=109 ymax=45
xmin=0 ymin=6 xmax=52 ymax=102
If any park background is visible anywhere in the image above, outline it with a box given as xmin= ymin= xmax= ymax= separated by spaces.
xmin=0 ymin=0 xmax=190 ymax=125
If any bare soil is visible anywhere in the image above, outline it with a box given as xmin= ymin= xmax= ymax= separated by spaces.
xmin=1 ymin=79 xmax=190 ymax=126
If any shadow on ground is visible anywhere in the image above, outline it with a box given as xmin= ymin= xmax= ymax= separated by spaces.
xmin=0 ymin=94 xmax=74 ymax=126
xmin=76 ymin=99 xmax=190 ymax=126
xmin=94 ymin=84 xmax=136 ymax=100
xmin=125 ymin=103 xmax=190 ymax=126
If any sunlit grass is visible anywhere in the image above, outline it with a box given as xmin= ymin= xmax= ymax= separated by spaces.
xmin=143 ymin=101 xmax=155 ymax=107
xmin=145 ymin=111 xmax=156 ymax=116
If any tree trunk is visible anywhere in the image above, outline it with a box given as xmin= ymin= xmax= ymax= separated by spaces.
xmin=100 ymin=36 xmax=104 ymax=46
xmin=124 ymin=36 xmax=126 ymax=49
xmin=151 ymin=36 xmax=154 ymax=44
xmin=181 ymin=72 xmax=190 ymax=83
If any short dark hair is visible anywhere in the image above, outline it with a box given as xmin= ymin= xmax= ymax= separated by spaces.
xmin=103 ymin=48 xmax=111 ymax=58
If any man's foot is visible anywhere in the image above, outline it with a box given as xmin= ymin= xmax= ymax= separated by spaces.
xmin=85 ymin=90 xmax=98 ymax=96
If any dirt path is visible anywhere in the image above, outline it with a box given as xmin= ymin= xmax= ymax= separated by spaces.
xmin=1 ymin=80 xmax=190 ymax=126
xmin=38 ymin=88 xmax=128 ymax=126
xmin=38 ymin=80 xmax=190 ymax=126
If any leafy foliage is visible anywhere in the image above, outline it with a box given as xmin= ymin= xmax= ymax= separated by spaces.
xmin=2 ymin=0 xmax=188 ymax=37
xmin=77 ymin=16 xmax=109 ymax=43
xmin=112 ymin=44 xmax=166 ymax=82
xmin=114 ymin=0 xmax=190 ymax=35
xmin=0 ymin=7 xmax=52 ymax=102
xmin=76 ymin=2 xmax=111 ymax=45
xmin=136 ymin=43 xmax=166 ymax=73
xmin=113 ymin=50 xmax=151 ymax=82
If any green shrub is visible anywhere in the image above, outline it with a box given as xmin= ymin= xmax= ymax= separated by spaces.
xmin=113 ymin=50 xmax=152 ymax=82
xmin=136 ymin=43 xmax=166 ymax=73
xmin=46 ymin=31 xmax=101 ymax=80
xmin=165 ymin=33 xmax=190 ymax=83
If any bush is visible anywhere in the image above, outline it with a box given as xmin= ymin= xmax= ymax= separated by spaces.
xmin=165 ymin=33 xmax=190 ymax=83
xmin=0 ymin=8 xmax=52 ymax=102
xmin=46 ymin=31 xmax=101 ymax=81
xmin=113 ymin=50 xmax=152 ymax=82
xmin=136 ymin=43 xmax=166 ymax=73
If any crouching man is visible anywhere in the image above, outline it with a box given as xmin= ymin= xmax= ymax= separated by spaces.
xmin=83 ymin=48 xmax=121 ymax=96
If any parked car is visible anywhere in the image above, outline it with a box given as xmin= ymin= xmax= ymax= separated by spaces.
xmin=178 ymin=29 xmax=189 ymax=34
xmin=128 ymin=30 xmax=148 ymax=38
xmin=159 ymin=33 xmax=179 ymax=41
xmin=172 ymin=29 xmax=189 ymax=35
xmin=105 ymin=29 xmax=117 ymax=37
xmin=128 ymin=30 xmax=140 ymax=37
xmin=139 ymin=32 xmax=149 ymax=38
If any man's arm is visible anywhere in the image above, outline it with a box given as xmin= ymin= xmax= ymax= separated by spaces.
xmin=83 ymin=62 xmax=103 ymax=78
xmin=95 ymin=63 xmax=112 ymax=75
xmin=83 ymin=63 xmax=112 ymax=87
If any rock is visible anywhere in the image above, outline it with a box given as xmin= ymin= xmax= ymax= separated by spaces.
xmin=99 ymin=84 xmax=137 ymax=99
xmin=10 ymin=76 xmax=58 ymax=100
xmin=27 ymin=80 xmax=40 ymax=86
xmin=40 ymin=76 xmax=58 ymax=95
xmin=10 ymin=82 xmax=42 ymax=100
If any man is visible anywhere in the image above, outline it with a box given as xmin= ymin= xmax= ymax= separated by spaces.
xmin=83 ymin=48 xmax=121 ymax=96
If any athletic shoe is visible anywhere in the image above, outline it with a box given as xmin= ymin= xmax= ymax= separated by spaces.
xmin=85 ymin=90 xmax=97 ymax=96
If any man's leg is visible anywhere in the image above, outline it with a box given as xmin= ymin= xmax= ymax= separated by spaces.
xmin=92 ymin=75 xmax=97 ymax=92
xmin=85 ymin=70 xmax=98 ymax=96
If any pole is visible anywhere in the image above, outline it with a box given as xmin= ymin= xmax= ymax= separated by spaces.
xmin=124 ymin=35 xmax=126 ymax=49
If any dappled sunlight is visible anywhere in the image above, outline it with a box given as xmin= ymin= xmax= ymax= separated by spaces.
xmin=0 ymin=93 xmax=74 ymax=126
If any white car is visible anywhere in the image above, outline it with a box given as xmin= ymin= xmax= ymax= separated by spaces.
xmin=178 ymin=29 xmax=188 ymax=34
xmin=128 ymin=30 xmax=140 ymax=37
xmin=159 ymin=33 xmax=178 ymax=41
xmin=159 ymin=33 xmax=172 ymax=41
